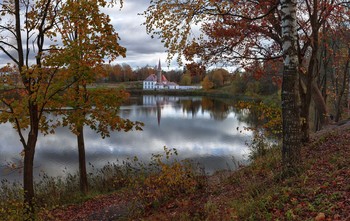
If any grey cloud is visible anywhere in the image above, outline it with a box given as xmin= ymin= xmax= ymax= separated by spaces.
xmin=1 ymin=0 xmax=177 ymax=69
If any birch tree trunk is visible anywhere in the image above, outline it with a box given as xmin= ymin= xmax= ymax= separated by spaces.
xmin=281 ymin=0 xmax=301 ymax=170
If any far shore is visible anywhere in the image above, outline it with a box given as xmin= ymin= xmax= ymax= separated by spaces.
xmin=90 ymin=82 xmax=255 ymax=100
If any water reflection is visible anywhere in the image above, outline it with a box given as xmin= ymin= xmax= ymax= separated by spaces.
xmin=0 ymin=95 xmax=254 ymax=182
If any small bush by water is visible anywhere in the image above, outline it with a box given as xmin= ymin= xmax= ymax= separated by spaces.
xmin=132 ymin=147 xmax=207 ymax=211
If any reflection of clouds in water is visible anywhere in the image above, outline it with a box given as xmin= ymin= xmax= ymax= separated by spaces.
xmin=0 ymin=96 xmax=253 ymax=181
xmin=0 ymin=123 xmax=23 ymax=154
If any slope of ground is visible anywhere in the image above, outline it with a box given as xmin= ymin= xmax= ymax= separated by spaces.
xmin=45 ymin=123 xmax=350 ymax=220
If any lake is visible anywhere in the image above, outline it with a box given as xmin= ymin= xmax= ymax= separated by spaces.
xmin=0 ymin=95 xmax=254 ymax=182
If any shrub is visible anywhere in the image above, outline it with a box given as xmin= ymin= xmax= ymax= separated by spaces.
xmin=133 ymin=147 xmax=206 ymax=209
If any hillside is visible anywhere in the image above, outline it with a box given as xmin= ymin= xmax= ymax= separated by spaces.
xmin=45 ymin=123 xmax=350 ymax=220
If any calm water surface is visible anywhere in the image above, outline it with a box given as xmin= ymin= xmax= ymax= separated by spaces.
xmin=0 ymin=95 xmax=254 ymax=181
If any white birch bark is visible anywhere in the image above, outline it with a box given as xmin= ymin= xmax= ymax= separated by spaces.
xmin=281 ymin=0 xmax=301 ymax=169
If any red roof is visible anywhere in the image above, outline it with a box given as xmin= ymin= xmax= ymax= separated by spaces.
xmin=161 ymin=75 xmax=168 ymax=82
xmin=144 ymin=74 xmax=169 ymax=82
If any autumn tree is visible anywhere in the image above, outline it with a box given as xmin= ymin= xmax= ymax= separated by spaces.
xmin=185 ymin=62 xmax=206 ymax=84
xmin=209 ymin=68 xmax=230 ymax=88
xmin=142 ymin=0 xmax=300 ymax=169
xmin=110 ymin=64 xmax=122 ymax=82
xmin=328 ymin=40 xmax=350 ymax=122
xmin=134 ymin=65 xmax=157 ymax=81
xmin=143 ymin=0 xmax=350 ymax=143
xmin=317 ymin=16 xmax=350 ymax=125
xmin=201 ymin=75 xmax=213 ymax=90
xmin=0 ymin=0 xmax=80 ymax=215
xmin=238 ymin=61 xmax=281 ymax=96
xmin=122 ymin=63 xmax=135 ymax=81
xmin=52 ymin=0 xmax=142 ymax=194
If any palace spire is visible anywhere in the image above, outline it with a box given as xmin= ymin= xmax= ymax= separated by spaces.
xmin=157 ymin=59 xmax=161 ymax=83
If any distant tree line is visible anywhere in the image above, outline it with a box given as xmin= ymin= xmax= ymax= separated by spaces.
xmin=98 ymin=63 xmax=182 ymax=83
xmin=99 ymin=62 xmax=234 ymax=87
xmin=100 ymin=61 xmax=280 ymax=97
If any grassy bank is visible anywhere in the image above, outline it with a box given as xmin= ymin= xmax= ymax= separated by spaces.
xmin=143 ymin=124 xmax=350 ymax=220
xmin=135 ymin=124 xmax=349 ymax=220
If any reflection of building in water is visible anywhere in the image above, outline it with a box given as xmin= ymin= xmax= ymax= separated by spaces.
xmin=142 ymin=95 xmax=178 ymax=106
xmin=143 ymin=95 xmax=176 ymax=126
xmin=142 ymin=95 xmax=206 ymax=125
xmin=157 ymin=101 xmax=161 ymax=126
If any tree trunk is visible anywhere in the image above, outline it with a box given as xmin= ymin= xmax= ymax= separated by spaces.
xmin=281 ymin=0 xmax=301 ymax=170
xmin=15 ymin=0 xmax=24 ymax=69
xmin=334 ymin=48 xmax=350 ymax=122
xmin=23 ymin=104 xmax=39 ymax=219
xmin=312 ymin=82 xmax=329 ymax=127
xmin=300 ymin=44 xmax=318 ymax=143
xmin=77 ymin=124 xmax=88 ymax=194
xmin=282 ymin=68 xmax=301 ymax=168
xmin=23 ymin=138 xmax=36 ymax=219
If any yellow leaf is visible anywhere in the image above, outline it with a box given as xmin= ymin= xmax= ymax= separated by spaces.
xmin=315 ymin=212 xmax=326 ymax=221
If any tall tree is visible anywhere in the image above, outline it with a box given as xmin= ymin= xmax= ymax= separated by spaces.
xmin=280 ymin=0 xmax=301 ymax=169
xmin=52 ymin=0 xmax=142 ymax=194
xmin=318 ymin=17 xmax=350 ymax=125
xmin=0 ymin=0 xmax=79 ymax=215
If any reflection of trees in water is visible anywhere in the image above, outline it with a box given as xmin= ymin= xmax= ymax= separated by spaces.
xmin=235 ymin=102 xmax=282 ymax=138
xmin=178 ymin=97 xmax=234 ymax=121
xmin=235 ymin=107 xmax=261 ymax=129
xmin=179 ymin=99 xmax=201 ymax=117
xmin=122 ymin=96 xmax=143 ymax=106
xmin=201 ymin=97 xmax=230 ymax=121
xmin=121 ymin=95 xmax=245 ymax=122
xmin=120 ymin=96 xmax=278 ymax=130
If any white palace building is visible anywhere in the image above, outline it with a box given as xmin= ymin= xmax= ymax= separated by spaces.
xmin=143 ymin=60 xmax=201 ymax=90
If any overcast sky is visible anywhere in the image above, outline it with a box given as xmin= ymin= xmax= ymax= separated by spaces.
xmin=106 ymin=0 xmax=177 ymax=69
xmin=0 ymin=0 xmax=181 ymax=70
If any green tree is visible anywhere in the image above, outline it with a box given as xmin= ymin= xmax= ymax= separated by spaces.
xmin=180 ymin=71 xmax=192 ymax=85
